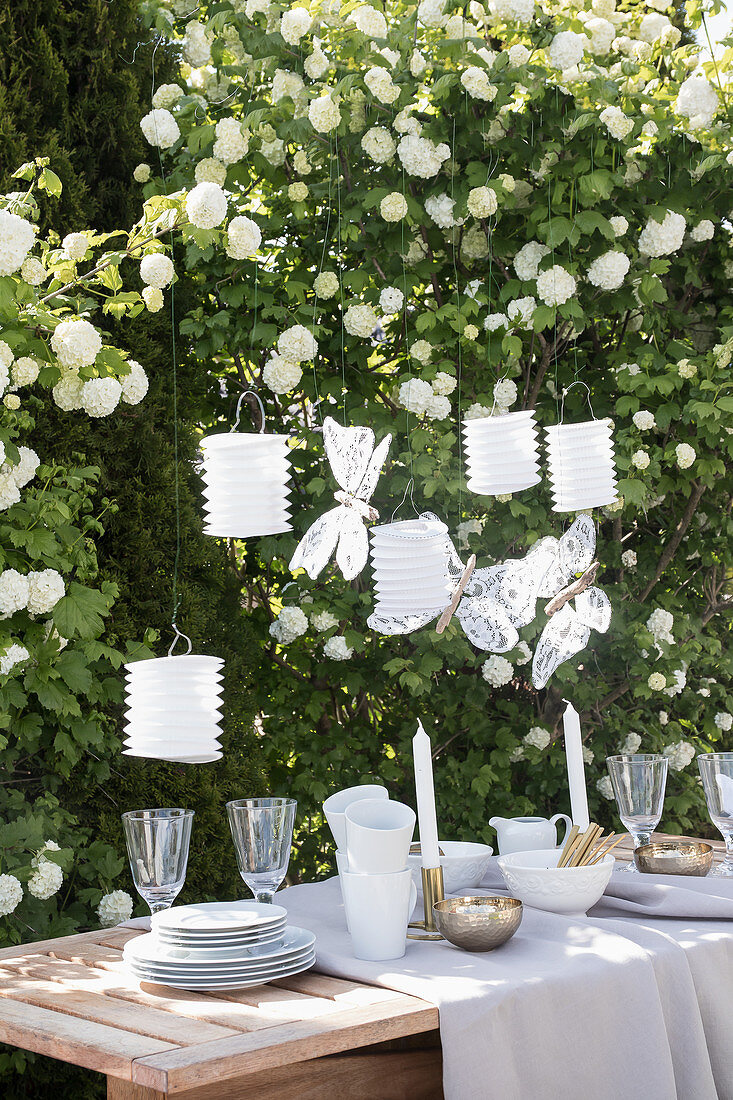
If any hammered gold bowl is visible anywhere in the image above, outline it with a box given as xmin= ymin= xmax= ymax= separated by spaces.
xmin=634 ymin=841 xmax=713 ymax=877
xmin=433 ymin=896 xmax=522 ymax=952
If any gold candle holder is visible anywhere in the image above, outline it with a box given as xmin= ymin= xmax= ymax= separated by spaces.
xmin=407 ymin=865 xmax=445 ymax=940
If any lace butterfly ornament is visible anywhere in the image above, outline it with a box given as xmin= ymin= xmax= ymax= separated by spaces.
xmin=289 ymin=417 xmax=392 ymax=581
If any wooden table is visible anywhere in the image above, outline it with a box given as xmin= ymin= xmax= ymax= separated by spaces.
xmin=0 ymin=834 xmax=723 ymax=1099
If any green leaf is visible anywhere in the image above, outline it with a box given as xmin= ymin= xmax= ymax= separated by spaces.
xmin=53 ymin=583 xmax=111 ymax=640
xmin=38 ymin=168 xmax=62 ymax=197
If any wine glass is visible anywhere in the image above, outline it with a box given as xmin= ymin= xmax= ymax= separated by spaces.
xmin=121 ymin=808 xmax=194 ymax=915
xmin=226 ymin=797 xmax=296 ymax=904
xmin=697 ymin=753 xmax=733 ymax=877
xmin=606 ymin=755 xmax=668 ymax=873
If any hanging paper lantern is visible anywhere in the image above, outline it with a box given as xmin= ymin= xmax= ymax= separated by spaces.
xmin=199 ymin=433 xmax=292 ymax=538
xmin=544 ymin=419 xmax=617 ymax=512
xmin=463 ymin=411 xmax=541 ymax=496
xmin=369 ymin=516 xmax=454 ymax=621
xmin=123 ymin=655 xmax=224 ymax=763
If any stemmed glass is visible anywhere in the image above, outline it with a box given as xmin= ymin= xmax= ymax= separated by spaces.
xmin=121 ymin=808 xmax=194 ymax=915
xmin=227 ymin=797 xmax=296 ymax=904
xmin=698 ymin=753 xmax=733 ymax=877
xmin=606 ymin=755 xmax=669 ymax=873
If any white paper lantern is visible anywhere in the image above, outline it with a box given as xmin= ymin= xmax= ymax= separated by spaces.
xmin=369 ymin=516 xmax=453 ymax=617
xmin=199 ymin=433 xmax=292 ymax=538
xmin=123 ymin=654 xmax=224 ymax=763
xmin=463 ymin=411 xmax=541 ymax=496
xmin=544 ymin=419 xmax=618 ymax=512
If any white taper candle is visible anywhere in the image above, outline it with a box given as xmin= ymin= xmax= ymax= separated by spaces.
xmin=412 ymin=720 xmax=441 ymax=869
xmin=563 ymin=700 xmax=590 ymax=831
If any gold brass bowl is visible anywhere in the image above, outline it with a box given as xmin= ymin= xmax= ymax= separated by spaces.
xmin=432 ymin=896 xmax=522 ymax=952
xmin=634 ymin=841 xmax=713 ymax=877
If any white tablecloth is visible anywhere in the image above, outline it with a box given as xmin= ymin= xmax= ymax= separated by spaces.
xmin=280 ymin=862 xmax=733 ymax=1100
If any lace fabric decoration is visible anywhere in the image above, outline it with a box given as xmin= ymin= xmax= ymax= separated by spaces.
xmin=289 ymin=417 xmax=392 ymax=581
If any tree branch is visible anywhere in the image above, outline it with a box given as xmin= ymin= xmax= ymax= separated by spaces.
xmin=637 ymin=480 xmax=706 ymax=603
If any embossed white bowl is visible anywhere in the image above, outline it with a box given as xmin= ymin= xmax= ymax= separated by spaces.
xmin=408 ymin=841 xmax=494 ymax=895
xmin=497 ymin=849 xmax=614 ymax=916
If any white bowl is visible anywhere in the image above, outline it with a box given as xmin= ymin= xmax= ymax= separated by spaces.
xmin=497 ymin=849 xmax=615 ymax=916
xmin=408 ymin=841 xmax=494 ymax=894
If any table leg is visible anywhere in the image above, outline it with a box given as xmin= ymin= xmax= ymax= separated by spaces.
xmin=107 ymin=1081 xmax=166 ymax=1100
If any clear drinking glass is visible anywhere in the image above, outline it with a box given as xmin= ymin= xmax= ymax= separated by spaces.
xmin=226 ymin=797 xmax=296 ymax=904
xmin=121 ymin=808 xmax=194 ymax=915
xmin=606 ymin=754 xmax=669 ymax=873
xmin=698 ymin=753 xmax=733 ymax=877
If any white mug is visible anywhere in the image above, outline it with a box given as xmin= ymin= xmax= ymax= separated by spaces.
xmin=340 ymin=867 xmax=417 ymax=961
xmin=323 ymin=785 xmax=389 ymax=852
xmin=335 ymin=850 xmax=351 ymax=933
xmin=344 ymin=799 xmax=416 ymax=875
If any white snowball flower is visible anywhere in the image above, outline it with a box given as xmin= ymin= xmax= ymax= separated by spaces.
xmin=314 ymin=272 xmax=339 ymax=298
xmin=53 ymin=373 xmax=85 ymax=411
xmin=263 ymin=354 xmax=303 ymax=394
xmin=0 ymin=644 xmax=30 ymax=674
xmin=507 ymin=43 xmax=530 ymax=65
xmin=213 ymin=117 xmax=250 ymax=164
xmin=659 ymin=710 xmax=669 ymax=726
xmin=639 ymin=211 xmax=686 ymax=257
xmin=714 ymin=712 xmax=732 ymax=731
xmin=0 ymin=343 xmax=13 ymax=372
xmin=0 ymin=210 xmax=36 ymax=276
xmin=493 ymin=379 xmax=518 ymax=407
xmin=548 ymin=31 xmax=588 ymax=70
xmin=410 ymin=340 xmax=432 ymax=364
xmin=675 ymin=75 xmax=718 ymax=130
xmin=280 ymin=6 xmax=312 ymax=44
xmin=587 ymin=251 xmax=630 ymax=291
xmin=195 ymin=158 xmax=228 ymax=187
xmin=81 ymin=377 xmax=122 ymax=418
xmin=152 ymin=83 xmax=183 ymax=110
xmin=675 ymin=442 xmax=696 ymax=469
xmin=638 ymin=11 xmax=671 ymax=42
xmin=272 ymin=68 xmax=304 ymax=103
xmin=140 ymin=253 xmax=174 ymax=288
xmin=20 ymin=256 xmax=48 ymax=285
xmin=269 ymin=605 xmax=308 ymax=644
xmin=524 ymin=725 xmax=551 ymax=750
xmin=186 ymin=183 xmax=227 ymax=230
xmin=344 ymin=303 xmax=378 ymax=338
xmin=140 ymin=108 xmax=180 ymax=149
xmin=482 ymin=655 xmax=514 ymax=687
xmin=514 ymin=241 xmax=549 ymax=281
xmin=508 ymin=297 xmax=536 ymax=326
xmin=663 ymin=740 xmax=696 ymax=771
xmin=226 ymin=216 xmax=262 ymax=259
xmin=597 ymin=776 xmax=614 ymax=800
xmin=457 ymin=518 xmax=482 ymax=547
xmin=609 ymin=216 xmax=628 ymax=237
xmin=51 ymin=319 xmax=102 ymax=369
xmin=277 ymin=325 xmax=317 ymax=362
xmin=418 ymin=0 xmax=447 ymax=27
xmin=120 ymin=361 xmax=149 ymax=406
xmin=633 ymin=410 xmax=655 ymax=431
xmin=62 ymin=233 xmax=89 ymax=262
xmin=397 ymin=135 xmax=450 ymax=179
xmin=28 ymin=860 xmax=63 ymax=900
xmin=142 ymin=286 xmax=164 ymax=313
xmin=690 ymin=220 xmax=714 ymax=242
xmin=0 ymin=472 xmax=20 ymax=510
xmin=380 ymin=192 xmax=408 ymax=221
xmin=426 ymin=393 xmax=451 ymax=420
xmin=620 ymin=731 xmax=642 ymax=754
xmin=311 ymin=610 xmax=339 ymax=631
xmin=398 ymin=378 xmax=434 ymax=415
xmin=12 ymin=357 xmax=40 ymax=386
xmin=664 ymin=667 xmax=687 ymax=697
xmin=308 ymin=95 xmax=341 ymax=133
xmin=133 ymin=163 xmax=151 ymax=183
xmin=621 ymin=549 xmax=637 ymax=568
xmin=491 ymin=0 xmax=535 ymax=23
xmin=0 ymin=874 xmax=23 ymax=916
xmin=380 ymin=286 xmax=404 ymax=313
xmin=432 ymin=371 xmax=456 ymax=395
xmin=361 ymin=126 xmax=395 ymax=164
xmin=599 ymin=105 xmax=634 ymax=140
xmin=349 ymin=4 xmax=387 ymax=36
xmin=324 ymin=635 xmax=354 ymax=660
xmin=678 ymin=359 xmax=696 ymax=380
xmin=536 ymin=265 xmax=576 ymax=306
xmin=461 ymin=225 xmax=489 ymax=261
xmin=364 ymin=66 xmax=399 ymax=105
xmin=467 ymin=187 xmax=498 ymax=219
xmin=0 ymin=570 xmax=29 ymax=616
xmin=425 ymin=193 xmax=457 ymax=229
xmin=27 ymin=569 xmax=65 ymax=615
xmin=648 ymin=672 xmax=667 ymax=691
xmin=410 ymin=49 xmax=428 ymax=76
xmin=485 ymin=313 xmax=508 ymax=332
xmin=183 ymin=21 xmax=211 ymax=66
xmin=304 ymin=46 xmax=329 ymax=79
xmin=461 ymin=67 xmax=497 ymax=101
xmin=586 ymin=16 xmax=615 ymax=53
xmin=631 ymin=450 xmax=650 ymax=470
xmin=97 ymin=889 xmax=134 ymax=927
xmin=514 ymin=640 xmax=532 ymax=666
xmin=465 ymin=402 xmax=491 ymax=420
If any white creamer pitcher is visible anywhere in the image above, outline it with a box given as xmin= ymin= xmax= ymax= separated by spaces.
xmin=489 ymin=814 xmax=572 ymax=855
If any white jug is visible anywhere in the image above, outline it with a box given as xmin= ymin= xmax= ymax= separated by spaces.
xmin=489 ymin=814 xmax=572 ymax=856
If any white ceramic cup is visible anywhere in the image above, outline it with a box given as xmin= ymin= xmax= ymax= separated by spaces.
xmin=323 ymin=785 xmax=389 ymax=851
xmin=344 ymin=799 xmax=416 ymax=874
xmin=340 ymin=867 xmax=417 ymax=961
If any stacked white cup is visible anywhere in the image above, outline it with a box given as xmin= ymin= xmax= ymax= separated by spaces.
xmin=545 ymin=419 xmax=618 ymax=512
xmin=369 ymin=517 xmax=453 ymax=619
xmin=123 ymin=655 xmax=224 ymax=763
xmin=463 ymin=411 xmax=541 ymax=496
xmin=324 ymin=785 xmax=417 ymax=960
xmin=199 ymin=433 xmax=292 ymax=539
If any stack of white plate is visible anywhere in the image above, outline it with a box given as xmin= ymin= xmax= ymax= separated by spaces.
xmin=545 ymin=420 xmax=618 ymax=512
xmin=123 ymin=655 xmax=224 ymax=764
xmin=463 ymin=411 xmax=541 ymax=496
xmin=369 ymin=516 xmax=452 ymax=617
xmin=200 ymin=433 xmax=292 ymax=539
xmin=124 ymin=901 xmax=315 ymax=990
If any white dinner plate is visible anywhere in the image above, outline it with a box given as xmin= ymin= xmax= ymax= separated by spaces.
xmin=152 ymin=900 xmax=288 ymax=934
xmin=125 ymin=928 xmax=313 ymax=970
xmin=130 ymin=954 xmax=316 ymax=991
xmin=126 ymin=947 xmax=315 ymax=980
xmin=157 ymin=928 xmax=286 ymax=952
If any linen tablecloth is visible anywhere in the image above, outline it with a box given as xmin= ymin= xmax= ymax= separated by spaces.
xmin=280 ymin=862 xmax=733 ymax=1100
